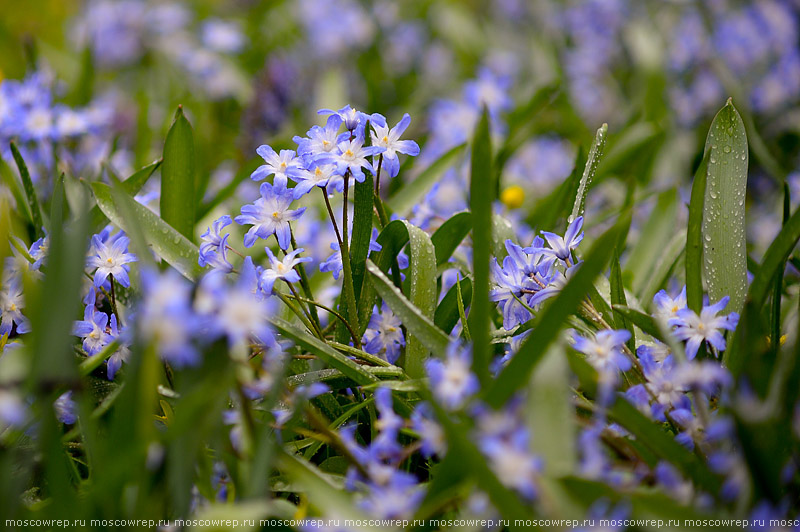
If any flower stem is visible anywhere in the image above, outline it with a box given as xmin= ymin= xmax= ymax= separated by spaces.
xmin=373 ymin=154 xmax=390 ymax=228
xmin=320 ymin=186 xmax=343 ymax=250
xmin=109 ymin=274 xmax=121 ymax=326
xmin=338 ymin=171 xmax=361 ymax=339
xmin=289 ymin=226 xmax=321 ymax=331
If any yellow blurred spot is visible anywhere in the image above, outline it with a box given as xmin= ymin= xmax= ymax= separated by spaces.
xmin=500 ymin=185 xmax=525 ymax=209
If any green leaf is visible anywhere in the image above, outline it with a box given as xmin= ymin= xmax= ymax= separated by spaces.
xmin=0 ymin=157 xmax=32 ymax=227
xmin=160 ymin=106 xmax=196 ymax=241
xmin=402 ymin=221 xmax=438 ymax=378
xmin=10 ymin=142 xmax=45 ymax=237
xmin=387 ymin=143 xmax=466 ymax=215
xmin=702 ymin=99 xmax=748 ymax=313
xmin=491 ymin=213 xmax=516 ymax=259
xmin=348 ymin=172 xmax=375 ymax=324
xmin=570 ymin=123 xmax=607 ymax=223
xmin=528 ymin=342 xmax=575 ymax=476
xmin=431 ymin=211 xmax=471 ymax=266
xmin=286 ymin=366 xmax=404 ymax=390
xmin=686 ymin=151 xmax=709 ymax=312
xmin=89 ymin=159 xmax=162 ymax=230
xmin=610 ymin=249 xmax=635 ymax=351
xmin=468 ymin=107 xmax=493 ymax=384
xmin=356 ymin=220 xmax=410 ymax=334
xmin=366 ymin=260 xmax=450 ymax=356
xmin=611 ymin=305 xmax=664 ymax=342
xmin=27 ymin=180 xmax=88 ymax=387
xmin=91 ymin=182 xmax=204 ymax=280
xmin=486 ymin=212 xmax=628 ymax=408
xmin=434 ymin=277 xmax=473 ymax=334
xmin=268 ymin=316 xmax=378 ymax=385
xmin=358 ymin=221 xmax=438 ymax=379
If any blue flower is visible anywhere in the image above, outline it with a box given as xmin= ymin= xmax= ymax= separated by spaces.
xmin=73 ymin=301 xmax=113 ymax=356
xmin=0 ymin=280 xmax=30 ymax=336
xmin=363 ymin=304 xmax=405 ymax=363
xmin=28 ymin=232 xmax=48 ymax=270
xmin=293 ymin=114 xmax=345 ymax=161
xmin=321 ymin=138 xmax=385 ymax=182
xmin=260 ymin=248 xmax=311 ymax=294
xmin=250 ymin=145 xmax=302 ymax=187
xmin=235 ymin=182 xmax=306 ymax=249
xmin=54 ymin=391 xmax=78 ymax=425
xmin=88 ymin=234 xmax=137 ymax=288
xmin=138 ymin=269 xmax=200 ymax=368
xmin=212 ymin=266 xmax=278 ymax=347
xmin=425 ymin=342 xmax=480 ymax=410
xmin=472 ymin=399 xmax=542 ymax=499
xmin=668 ymin=296 xmax=739 ymax=360
xmin=653 ymin=286 xmax=687 ymax=321
xmin=571 ymin=329 xmax=631 ymax=375
xmin=370 ymin=113 xmax=420 ymax=177
xmin=541 ymin=216 xmax=584 ymax=262
xmin=201 ymin=18 xmax=245 ymax=54
xmin=287 ymin=163 xmax=340 ymax=198
xmin=199 ymin=215 xmax=233 ymax=272
xmin=0 ymin=390 xmax=27 ymax=429
xmin=410 ymin=402 xmax=445 ymax=458
xmin=625 ymin=350 xmax=689 ymax=422
xmin=318 ymin=105 xmax=384 ymax=136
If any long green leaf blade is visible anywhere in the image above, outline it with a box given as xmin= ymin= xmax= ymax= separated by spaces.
xmin=268 ymin=316 xmax=378 ymax=385
xmin=89 ymin=159 xmax=162 ymax=230
xmin=91 ymin=182 xmax=204 ymax=280
xmin=702 ymin=99 xmax=748 ymax=313
xmin=10 ymin=142 xmax=45 ymax=237
xmin=686 ymin=152 xmax=709 ymax=312
xmin=366 ymin=260 xmax=450 ymax=356
xmin=570 ymin=123 xmax=607 ymax=223
xmin=160 ymin=105 xmax=196 ymax=241
xmin=431 ymin=211 xmax=471 ymax=266
xmin=401 ymin=221 xmax=438 ymax=378
xmin=468 ymin=107 xmax=492 ymax=384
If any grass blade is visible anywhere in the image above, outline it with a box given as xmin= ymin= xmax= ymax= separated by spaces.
xmin=434 ymin=277 xmax=473 ymax=335
xmin=570 ymin=124 xmax=607 ymax=223
xmin=726 ymin=203 xmax=800 ymax=374
xmin=10 ymin=142 xmax=45 ymax=237
xmin=702 ymin=99 xmax=748 ymax=313
xmin=268 ymin=316 xmax=378 ymax=385
xmin=91 ymin=182 xmax=204 ymax=280
xmin=89 ymin=159 xmax=162 ymax=230
xmin=160 ymin=105 xmax=196 ymax=241
xmin=610 ymin=249 xmax=635 ymax=351
xmin=468 ymin=107 xmax=492 ymax=384
xmin=401 ymin=221 xmax=438 ymax=378
xmin=431 ymin=211 xmax=471 ymax=266
xmin=366 ymin=260 xmax=450 ymax=356
xmin=686 ymin=152 xmax=709 ymax=312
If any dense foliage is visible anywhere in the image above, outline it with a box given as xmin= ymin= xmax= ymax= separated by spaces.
xmin=2 ymin=1 xmax=800 ymax=530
